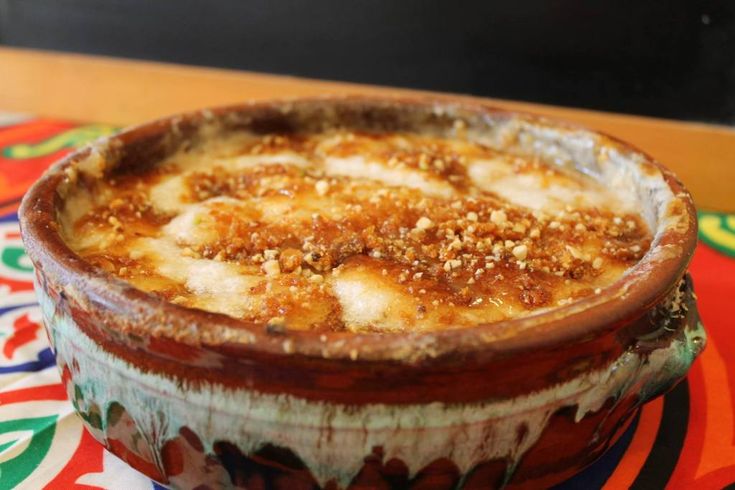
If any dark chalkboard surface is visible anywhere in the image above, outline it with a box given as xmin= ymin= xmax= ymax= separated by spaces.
xmin=0 ymin=0 xmax=733 ymax=124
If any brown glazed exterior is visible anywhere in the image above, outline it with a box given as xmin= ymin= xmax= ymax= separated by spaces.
xmin=20 ymin=97 xmax=704 ymax=489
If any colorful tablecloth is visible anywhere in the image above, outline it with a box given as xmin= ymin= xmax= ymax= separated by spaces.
xmin=0 ymin=116 xmax=733 ymax=489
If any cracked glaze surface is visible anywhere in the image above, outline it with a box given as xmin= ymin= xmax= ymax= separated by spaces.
xmin=37 ymin=273 xmax=704 ymax=489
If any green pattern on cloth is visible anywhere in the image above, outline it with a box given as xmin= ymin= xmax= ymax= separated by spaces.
xmin=698 ymin=211 xmax=735 ymax=258
xmin=2 ymin=125 xmax=117 ymax=159
xmin=0 ymin=415 xmax=58 ymax=489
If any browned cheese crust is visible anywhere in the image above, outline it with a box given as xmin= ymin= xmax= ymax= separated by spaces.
xmin=64 ymin=130 xmax=651 ymax=333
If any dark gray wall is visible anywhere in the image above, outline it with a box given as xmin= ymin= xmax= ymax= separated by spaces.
xmin=1 ymin=0 xmax=734 ymax=123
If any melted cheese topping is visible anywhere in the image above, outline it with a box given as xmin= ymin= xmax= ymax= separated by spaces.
xmin=63 ymin=130 xmax=651 ymax=333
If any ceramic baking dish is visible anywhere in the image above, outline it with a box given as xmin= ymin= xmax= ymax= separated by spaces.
xmin=19 ymin=97 xmax=705 ymax=489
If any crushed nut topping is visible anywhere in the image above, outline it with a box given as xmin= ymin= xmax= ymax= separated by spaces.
xmin=67 ymin=130 xmax=651 ymax=333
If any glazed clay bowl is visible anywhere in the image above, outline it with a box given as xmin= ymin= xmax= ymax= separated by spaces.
xmin=19 ymin=97 xmax=705 ymax=489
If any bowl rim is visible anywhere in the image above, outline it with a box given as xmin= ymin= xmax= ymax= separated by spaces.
xmin=19 ymin=95 xmax=698 ymax=363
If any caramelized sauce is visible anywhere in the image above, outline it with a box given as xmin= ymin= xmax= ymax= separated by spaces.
xmin=63 ymin=130 xmax=650 ymax=333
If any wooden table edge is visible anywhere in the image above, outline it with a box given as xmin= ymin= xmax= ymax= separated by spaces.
xmin=1 ymin=46 xmax=733 ymax=211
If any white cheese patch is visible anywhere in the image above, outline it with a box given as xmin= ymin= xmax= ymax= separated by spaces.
xmin=331 ymin=266 xmax=416 ymax=332
xmin=148 ymin=153 xmax=309 ymax=215
xmin=135 ymin=237 xmax=260 ymax=318
xmin=149 ymin=174 xmax=188 ymax=214
xmin=61 ymin=189 xmax=95 ymax=227
xmin=467 ymin=157 xmax=632 ymax=213
xmin=325 ymin=156 xmax=457 ymax=199
xmin=60 ymin=188 xmax=118 ymax=251
xmin=162 ymin=196 xmax=256 ymax=247
xmin=69 ymin=228 xmax=118 ymax=252
xmin=161 ymin=202 xmax=213 ymax=245
xmin=75 ymin=147 xmax=107 ymax=179
xmin=185 ymin=261 xmax=260 ymax=318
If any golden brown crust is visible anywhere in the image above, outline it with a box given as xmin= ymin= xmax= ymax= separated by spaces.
xmin=65 ymin=129 xmax=651 ymax=333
